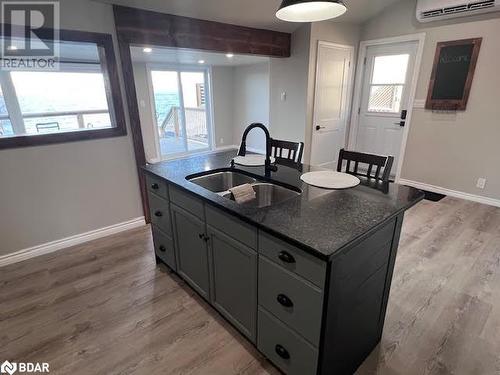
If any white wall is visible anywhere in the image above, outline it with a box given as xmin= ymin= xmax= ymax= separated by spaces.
xmin=0 ymin=0 xmax=143 ymax=257
xmin=269 ymin=25 xmax=311 ymax=144
xmin=361 ymin=0 xmax=500 ymax=201
xmin=232 ymin=63 xmax=271 ymax=152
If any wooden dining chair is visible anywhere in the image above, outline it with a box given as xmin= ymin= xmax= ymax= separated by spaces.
xmin=337 ymin=148 xmax=394 ymax=183
xmin=271 ymin=139 xmax=304 ymax=167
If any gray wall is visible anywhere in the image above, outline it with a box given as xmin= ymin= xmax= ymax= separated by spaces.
xmin=361 ymin=0 xmax=500 ymax=200
xmin=211 ymin=66 xmax=235 ymax=148
xmin=232 ymin=63 xmax=271 ymax=152
xmin=0 ymin=0 xmax=143 ymax=256
xmin=269 ymin=25 xmax=311 ymax=144
xmin=268 ymin=22 xmax=361 ymax=163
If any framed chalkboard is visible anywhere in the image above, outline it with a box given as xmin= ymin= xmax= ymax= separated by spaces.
xmin=426 ymin=38 xmax=482 ymax=110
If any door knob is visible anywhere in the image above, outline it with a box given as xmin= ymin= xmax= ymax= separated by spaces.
xmin=316 ymin=125 xmax=325 ymax=131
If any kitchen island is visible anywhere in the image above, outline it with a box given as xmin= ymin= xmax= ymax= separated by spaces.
xmin=143 ymin=149 xmax=423 ymax=375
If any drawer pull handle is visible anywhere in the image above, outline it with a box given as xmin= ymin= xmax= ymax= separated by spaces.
xmin=275 ymin=344 xmax=290 ymax=360
xmin=159 ymin=245 xmax=166 ymax=252
xmin=151 ymin=183 xmax=159 ymax=190
xmin=278 ymin=251 xmax=295 ymax=264
xmin=277 ymin=294 xmax=293 ymax=308
xmin=199 ymin=234 xmax=210 ymax=242
xmin=154 ymin=211 xmax=163 ymax=217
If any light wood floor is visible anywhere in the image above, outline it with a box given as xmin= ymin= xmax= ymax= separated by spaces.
xmin=1 ymin=197 xmax=500 ymax=375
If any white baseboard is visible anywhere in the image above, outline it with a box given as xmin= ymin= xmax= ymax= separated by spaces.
xmin=399 ymin=179 xmax=500 ymax=208
xmin=0 ymin=217 xmax=146 ymax=268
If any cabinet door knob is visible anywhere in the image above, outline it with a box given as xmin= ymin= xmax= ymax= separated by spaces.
xmin=159 ymin=245 xmax=166 ymax=252
xmin=154 ymin=211 xmax=163 ymax=217
xmin=275 ymin=344 xmax=290 ymax=360
xmin=278 ymin=251 xmax=295 ymax=264
xmin=151 ymin=183 xmax=159 ymax=190
xmin=277 ymin=294 xmax=294 ymax=308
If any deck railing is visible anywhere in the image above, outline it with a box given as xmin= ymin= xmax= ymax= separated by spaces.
xmin=160 ymin=106 xmax=207 ymax=140
xmin=0 ymin=109 xmax=110 ymax=136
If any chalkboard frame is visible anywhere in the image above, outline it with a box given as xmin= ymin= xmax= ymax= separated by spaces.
xmin=425 ymin=38 xmax=482 ymax=111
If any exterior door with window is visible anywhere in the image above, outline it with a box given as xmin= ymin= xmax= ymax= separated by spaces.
xmin=354 ymin=41 xmax=418 ymax=174
xmin=149 ymin=67 xmax=212 ymax=159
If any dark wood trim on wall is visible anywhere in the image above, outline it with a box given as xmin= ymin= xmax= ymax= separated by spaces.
xmin=113 ymin=5 xmax=291 ymax=221
xmin=117 ymin=38 xmax=150 ymax=223
xmin=113 ymin=5 xmax=291 ymax=57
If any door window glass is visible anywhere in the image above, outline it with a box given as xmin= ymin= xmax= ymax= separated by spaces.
xmin=367 ymin=54 xmax=409 ymax=113
xmin=150 ymin=69 xmax=211 ymax=157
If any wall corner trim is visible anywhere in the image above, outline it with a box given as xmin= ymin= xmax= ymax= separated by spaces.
xmin=398 ymin=179 xmax=500 ymax=208
xmin=0 ymin=217 xmax=146 ymax=268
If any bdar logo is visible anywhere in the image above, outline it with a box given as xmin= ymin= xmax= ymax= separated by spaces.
xmin=0 ymin=361 xmax=17 ymax=375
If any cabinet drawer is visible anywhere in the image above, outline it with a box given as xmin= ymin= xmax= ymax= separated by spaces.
xmin=146 ymin=173 xmax=168 ymax=199
xmin=257 ymin=307 xmax=318 ymax=375
xmin=170 ymin=186 xmax=204 ymax=219
xmin=259 ymin=232 xmax=326 ymax=288
xmin=259 ymin=256 xmax=323 ymax=346
xmin=206 ymin=205 xmax=257 ymax=249
xmin=148 ymin=192 xmax=172 ymax=236
xmin=152 ymin=227 xmax=176 ymax=270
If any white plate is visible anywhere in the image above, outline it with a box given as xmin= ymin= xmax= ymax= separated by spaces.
xmin=300 ymin=171 xmax=360 ymax=189
xmin=233 ymin=155 xmax=276 ymax=167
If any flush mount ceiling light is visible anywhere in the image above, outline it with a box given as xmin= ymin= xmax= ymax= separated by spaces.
xmin=143 ymin=47 xmax=152 ymax=53
xmin=198 ymin=59 xmax=205 ymax=64
xmin=226 ymin=53 xmax=234 ymax=58
xmin=276 ymin=0 xmax=347 ymax=22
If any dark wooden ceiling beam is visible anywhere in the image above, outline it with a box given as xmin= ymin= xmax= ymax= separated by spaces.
xmin=113 ymin=5 xmax=291 ymax=57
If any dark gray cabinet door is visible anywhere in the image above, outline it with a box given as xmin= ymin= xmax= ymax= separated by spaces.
xmin=171 ymin=204 xmax=210 ymax=300
xmin=208 ymin=225 xmax=257 ymax=342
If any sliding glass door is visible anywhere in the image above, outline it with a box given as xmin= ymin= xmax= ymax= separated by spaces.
xmin=149 ymin=67 xmax=213 ymax=158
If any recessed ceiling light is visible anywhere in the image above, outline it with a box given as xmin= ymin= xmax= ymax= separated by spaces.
xmin=198 ymin=60 xmax=205 ymax=64
xmin=7 ymin=45 xmax=18 ymax=51
xmin=226 ymin=53 xmax=234 ymax=58
xmin=143 ymin=47 xmax=152 ymax=53
xmin=276 ymin=0 xmax=347 ymax=22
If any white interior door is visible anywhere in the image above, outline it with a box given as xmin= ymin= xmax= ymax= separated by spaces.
xmin=354 ymin=41 xmax=418 ymax=174
xmin=310 ymin=42 xmax=353 ymax=168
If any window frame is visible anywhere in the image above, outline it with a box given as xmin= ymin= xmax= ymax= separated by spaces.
xmin=145 ymin=63 xmax=215 ymax=161
xmin=0 ymin=25 xmax=127 ymax=149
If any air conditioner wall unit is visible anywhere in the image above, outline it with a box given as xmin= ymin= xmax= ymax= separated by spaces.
xmin=416 ymin=0 xmax=500 ymax=22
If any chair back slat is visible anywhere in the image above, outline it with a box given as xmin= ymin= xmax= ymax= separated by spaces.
xmin=337 ymin=148 xmax=394 ymax=183
xmin=271 ymin=139 xmax=304 ymax=168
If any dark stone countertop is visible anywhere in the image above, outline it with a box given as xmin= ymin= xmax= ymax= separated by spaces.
xmin=143 ymin=149 xmax=424 ymax=260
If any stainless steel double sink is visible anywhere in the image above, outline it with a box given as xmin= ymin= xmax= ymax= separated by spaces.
xmin=187 ymin=171 xmax=301 ymax=208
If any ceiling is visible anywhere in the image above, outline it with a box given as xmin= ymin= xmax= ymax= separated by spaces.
xmin=130 ymin=46 xmax=270 ymax=66
xmin=93 ymin=0 xmax=405 ymax=33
